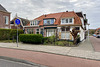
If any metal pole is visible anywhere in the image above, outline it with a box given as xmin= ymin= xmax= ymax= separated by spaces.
xmin=88 ymin=24 xmax=89 ymax=40
xmin=17 ymin=25 xmax=18 ymax=47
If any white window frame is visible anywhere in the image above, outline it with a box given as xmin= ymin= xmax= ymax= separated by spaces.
xmin=61 ymin=18 xmax=74 ymax=24
xmin=30 ymin=20 xmax=39 ymax=26
xmin=30 ymin=21 xmax=33 ymax=26
xmin=5 ymin=16 xmax=9 ymax=25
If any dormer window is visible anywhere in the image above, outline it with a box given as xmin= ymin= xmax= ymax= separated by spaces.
xmin=66 ymin=19 xmax=68 ymax=23
xmin=69 ymin=18 xmax=72 ymax=23
xmin=61 ymin=18 xmax=74 ymax=24
xmin=43 ymin=18 xmax=55 ymax=25
xmin=30 ymin=20 xmax=39 ymax=26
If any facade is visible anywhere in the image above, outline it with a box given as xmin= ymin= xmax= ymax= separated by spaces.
xmin=10 ymin=14 xmax=30 ymax=31
xmin=95 ymin=28 xmax=100 ymax=35
xmin=0 ymin=4 xmax=10 ymax=29
xmin=24 ymin=11 xmax=87 ymax=41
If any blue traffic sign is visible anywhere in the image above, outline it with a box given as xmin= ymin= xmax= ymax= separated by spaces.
xmin=15 ymin=19 xmax=20 ymax=25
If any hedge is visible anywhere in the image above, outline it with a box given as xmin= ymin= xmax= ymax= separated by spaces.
xmin=0 ymin=28 xmax=23 ymax=40
xmin=43 ymin=36 xmax=56 ymax=44
xmin=19 ymin=34 xmax=43 ymax=44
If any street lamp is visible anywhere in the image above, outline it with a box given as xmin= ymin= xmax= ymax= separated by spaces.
xmin=87 ymin=23 xmax=90 ymax=40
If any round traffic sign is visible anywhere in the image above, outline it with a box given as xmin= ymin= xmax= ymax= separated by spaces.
xmin=15 ymin=19 xmax=20 ymax=25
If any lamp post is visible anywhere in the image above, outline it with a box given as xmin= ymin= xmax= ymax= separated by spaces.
xmin=87 ymin=23 xmax=90 ymax=40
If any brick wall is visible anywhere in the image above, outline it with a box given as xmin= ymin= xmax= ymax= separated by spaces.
xmin=0 ymin=11 xmax=10 ymax=29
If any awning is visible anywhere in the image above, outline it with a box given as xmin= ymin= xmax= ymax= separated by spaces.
xmin=44 ymin=27 xmax=57 ymax=29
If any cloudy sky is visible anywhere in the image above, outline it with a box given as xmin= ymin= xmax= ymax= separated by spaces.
xmin=0 ymin=0 xmax=100 ymax=29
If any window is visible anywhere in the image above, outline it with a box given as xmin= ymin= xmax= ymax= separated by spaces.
xmin=30 ymin=20 xmax=39 ymax=26
xmin=5 ymin=16 xmax=9 ymax=25
xmin=40 ymin=29 xmax=43 ymax=35
xmin=27 ymin=29 xmax=29 ymax=34
xmin=69 ymin=18 xmax=72 ymax=23
xmin=66 ymin=27 xmax=70 ymax=31
xmin=47 ymin=20 xmax=50 ymax=24
xmin=27 ymin=29 xmax=34 ymax=34
xmin=33 ymin=21 xmax=34 ymax=25
xmin=36 ymin=29 xmax=39 ymax=34
xmin=23 ymin=21 xmax=26 ymax=26
xmin=44 ymin=19 xmax=54 ymax=25
xmin=31 ymin=29 xmax=34 ymax=34
xmin=62 ymin=19 xmax=65 ymax=23
xmin=66 ymin=19 xmax=68 ymax=23
xmin=75 ymin=27 xmax=80 ymax=30
xmin=61 ymin=27 xmax=65 ymax=31
xmin=61 ymin=18 xmax=73 ymax=24
xmin=30 ymin=21 xmax=32 ymax=25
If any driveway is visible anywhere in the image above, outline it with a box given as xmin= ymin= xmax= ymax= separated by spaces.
xmin=90 ymin=36 xmax=100 ymax=52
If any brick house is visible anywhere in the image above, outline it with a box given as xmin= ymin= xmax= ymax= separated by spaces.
xmin=95 ymin=28 xmax=100 ymax=35
xmin=24 ymin=11 xmax=87 ymax=41
xmin=0 ymin=4 xmax=10 ymax=29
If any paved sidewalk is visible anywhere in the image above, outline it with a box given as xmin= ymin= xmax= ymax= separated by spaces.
xmin=90 ymin=36 xmax=100 ymax=52
xmin=0 ymin=38 xmax=100 ymax=60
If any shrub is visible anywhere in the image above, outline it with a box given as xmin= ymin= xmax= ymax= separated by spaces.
xmin=43 ymin=35 xmax=56 ymax=45
xmin=19 ymin=34 xmax=43 ymax=44
xmin=0 ymin=28 xmax=23 ymax=40
xmin=55 ymin=41 xmax=74 ymax=46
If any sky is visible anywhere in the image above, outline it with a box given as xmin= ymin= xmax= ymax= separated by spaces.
xmin=0 ymin=0 xmax=100 ymax=29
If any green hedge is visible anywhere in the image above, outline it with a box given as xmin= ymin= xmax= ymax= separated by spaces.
xmin=43 ymin=36 xmax=56 ymax=44
xmin=19 ymin=34 xmax=43 ymax=44
xmin=0 ymin=29 xmax=23 ymax=40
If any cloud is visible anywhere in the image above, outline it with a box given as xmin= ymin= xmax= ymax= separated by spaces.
xmin=0 ymin=0 xmax=100 ymax=29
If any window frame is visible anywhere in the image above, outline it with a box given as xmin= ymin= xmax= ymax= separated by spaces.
xmin=61 ymin=18 xmax=74 ymax=24
xmin=36 ymin=29 xmax=39 ymax=34
xmin=5 ymin=16 xmax=9 ymax=25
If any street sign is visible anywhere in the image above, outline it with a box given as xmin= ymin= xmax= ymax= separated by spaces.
xmin=15 ymin=19 xmax=20 ymax=25
xmin=15 ymin=19 xmax=21 ymax=47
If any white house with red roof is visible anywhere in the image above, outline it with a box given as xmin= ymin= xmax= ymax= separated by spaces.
xmin=24 ymin=11 xmax=87 ymax=41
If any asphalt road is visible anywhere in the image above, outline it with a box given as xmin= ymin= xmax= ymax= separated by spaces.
xmin=0 ymin=47 xmax=100 ymax=67
xmin=90 ymin=36 xmax=100 ymax=52
xmin=0 ymin=59 xmax=36 ymax=67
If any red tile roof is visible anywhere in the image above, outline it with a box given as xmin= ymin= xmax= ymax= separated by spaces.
xmin=33 ymin=11 xmax=82 ymax=26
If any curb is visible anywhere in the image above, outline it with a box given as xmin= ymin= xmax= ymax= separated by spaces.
xmin=0 ymin=46 xmax=100 ymax=62
xmin=0 ymin=56 xmax=47 ymax=67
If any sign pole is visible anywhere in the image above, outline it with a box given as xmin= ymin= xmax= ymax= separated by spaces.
xmin=17 ymin=25 xmax=18 ymax=47
xmin=15 ymin=18 xmax=20 ymax=47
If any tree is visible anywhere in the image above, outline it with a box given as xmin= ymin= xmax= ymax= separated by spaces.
xmin=70 ymin=28 xmax=80 ymax=44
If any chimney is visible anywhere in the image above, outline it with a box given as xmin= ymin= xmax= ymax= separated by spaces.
xmin=66 ymin=11 xmax=68 ymax=12
xmin=45 ymin=14 xmax=46 ymax=17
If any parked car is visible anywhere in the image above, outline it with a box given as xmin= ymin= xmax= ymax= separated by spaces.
xmin=96 ymin=35 xmax=100 ymax=38
xmin=93 ymin=34 xmax=96 ymax=37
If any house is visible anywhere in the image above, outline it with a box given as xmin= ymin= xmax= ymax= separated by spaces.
xmin=24 ymin=11 xmax=87 ymax=41
xmin=10 ymin=14 xmax=30 ymax=31
xmin=95 ymin=28 xmax=100 ymax=35
xmin=0 ymin=4 xmax=10 ymax=29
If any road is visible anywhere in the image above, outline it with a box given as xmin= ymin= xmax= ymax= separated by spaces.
xmin=0 ymin=47 xmax=100 ymax=67
xmin=90 ymin=36 xmax=100 ymax=52
xmin=0 ymin=59 xmax=35 ymax=67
